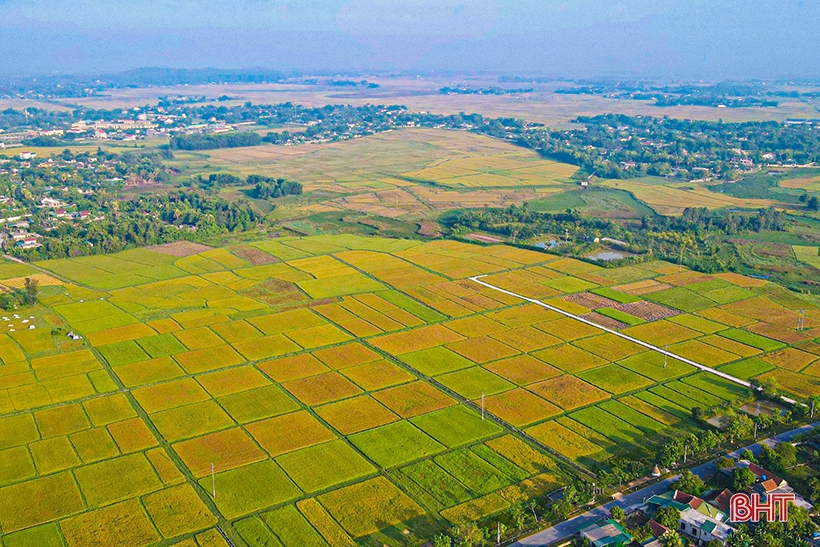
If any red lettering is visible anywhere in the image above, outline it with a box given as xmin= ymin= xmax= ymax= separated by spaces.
xmin=730 ymin=493 xmax=752 ymax=522
xmin=731 ymin=493 xmax=794 ymax=522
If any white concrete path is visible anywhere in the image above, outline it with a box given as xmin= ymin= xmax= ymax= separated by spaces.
xmin=470 ymin=276 xmax=799 ymax=406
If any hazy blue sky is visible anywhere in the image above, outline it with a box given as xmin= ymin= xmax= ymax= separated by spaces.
xmin=1 ymin=0 xmax=817 ymax=78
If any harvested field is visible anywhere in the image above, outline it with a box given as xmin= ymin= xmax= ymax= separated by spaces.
xmin=615 ymin=300 xmax=679 ymax=321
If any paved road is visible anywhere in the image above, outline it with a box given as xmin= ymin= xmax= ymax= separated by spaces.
xmin=512 ymin=421 xmax=819 ymax=546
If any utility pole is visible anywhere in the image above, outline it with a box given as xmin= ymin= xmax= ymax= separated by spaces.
xmin=481 ymin=392 xmax=485 ymax=421
xmin=211 ymin=463 xmax=216 ymax=497
xmin=797 ymin=310 xmax=806 ymax=331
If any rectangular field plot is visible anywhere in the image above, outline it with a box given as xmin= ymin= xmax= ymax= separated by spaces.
xmin=597 ymin=400 xmax=666 ymax=434
xmin=526 ymin=421 xmax=609 ymax=462
xmin=647 ymin=385 xmax=702 ymax=411
xmin=150 ymin=400 xmax=234 ymax=442
xmin=666 ymin=339 xmax=740 ymax=367
xmin=718 ymin=328 xmax=787 ymax=352
xmin=577 ymin=365 xmax=653 ymax=395
xmin=680 ymin=373 xmax=750 ymax=402
xmin=532 ymin=344 xmax=607 ymax=373
xmin=568 ymin=407 xmax=646 ymax=445
xmin=204 ymin=460 xmax=302 ymax=520
xmin=760 ymin=347 xmax=819 ymax=371
xmin=113 ymin=356 xmax=185 ymax=387
xmin=439 ymin=493 xmax=510 ymax=525
xmin=445 ymin=337 xmax=520 ymax=364
xmin=60 ymin=499 xmax=160 ymax=547
xmin=410 ymin=406 xmax=502 ymax=448
xmin=350 ymin=421 xmax=444 ymax=468
xmin=401 ymin=459 xmax=472 ymax=508
xmin=340 ymin=360 xmax=415 ymax=391
xmin=617 ymin=351 xmax=695 ymax=382
xmin=437 ymin=367 xmax=515 ymax=399
xmin=318 ymin=477 xmax=427 ymax=540
xmin=257 ymin=504 xmax=331 ymax=547
xmin=133 ymin=378 xmax=210 ymax=413
xmin=619 ymin=396 xmax=683 ymax=426
xmin=316 ymin=395 xmax=399 ymax=435
xmin=434 ymin=449 xmax=515 ymax=496
xmin=276 ymin=440 xmax=375 ymax=494
xmin=527 ymin=375 xmax=609 ymax=410
xmin=663 ymin=380 xmax=727 ymax=407
xmin=757 ymin=369 xmax=820 ymax=398
xmin=97 ymin=341 xmax=150 ymax=367
xmin=218 ymin=384 xmax=300 ymax=423
xmin=644 ymin=287 xmax=716 ymax=312
xmin=246 ymin=410 xmax=336 ymax=459
xmin=373 ymin=382 xmax=456 ymax=418
xmin=144 ymin=484 xmax=217 ymax=539
xmin=483 ymin=355 xmax=561 ymax=386
xmin=312 ymin=342 xmax=381 ymax=370
xmin=717 ymin=358 xmax=776 ymax=380
xmin=485 ymin=435 xmax=557 ymax=475
xmin=369 ymin=325 xmax=465 ymax=356
xmin=634 ymin=390 xmax=694 ymax=420
xmin=283 ymin=372 xmax=363 ymax=406
xmin=174 ymin=428 xmax=266 ymax=477
xmin=74 ymin=453 xmax=162 ymax=508
xmin=481 ymin=389 xmax=561 ymax=426
xmin=621 ymin=320 xmax=699 ymax=346
xmin=573 ymin=333 xmax=644 ymax=362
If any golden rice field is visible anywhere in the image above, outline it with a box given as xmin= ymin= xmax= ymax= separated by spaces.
xmin=0 ymin=235 xmax=818 ymax=546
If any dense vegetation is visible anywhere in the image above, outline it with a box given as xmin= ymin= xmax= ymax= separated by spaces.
xmin=439 ymin=85 xmax=534 ymax=95
xmin=554 ymin=80 xmax=820 ymax=107
xmin=448 ymin=204 xmax=788 ymax=273
xmin=11 ymin=191 xmax=259 ymax=260
xmin=518 ymin=114 xmax=820 ymax=179
xmin=247 ymin=175 xmax=303 ymax=199
xmin=0 ymin=278 xmax=38 ymax=310
xmin=170 ymin=131 xmax=263 ymax=150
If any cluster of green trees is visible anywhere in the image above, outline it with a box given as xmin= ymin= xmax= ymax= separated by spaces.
xmin=190 ymin=173 xmax=303 ymax=199
xmin=724 ymin=508 xmax=815 ymax=547
xmin=0 ymin=278 xmax=38 ymax=310
xmin=247 ymin=175 xmax=303 ymax=199
xmin=439 ymin=86 xmax=534 ymax=95
xmin=8 ymin=102 xmax=820 ymax=190
xmin=516 ymin=113 xmax=820 ymax=179
xmin=170 ymin=131 xmax=263 ymax=150
xmin=447 ymin=204 xmax=790 ymax=275
xmin=427 ymin=481 xmax=600 ymax=547
xmin=555 ymin=80 xmax=783 ymax=108
xmin=9 ymin=190 xmax=259 ymax=260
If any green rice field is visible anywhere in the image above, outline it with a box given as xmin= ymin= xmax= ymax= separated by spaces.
xmin=0 ymin=235 xmax=817 ymax=546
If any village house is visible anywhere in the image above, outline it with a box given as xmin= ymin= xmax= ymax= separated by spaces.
xmin=646 ymin=490 xmax=733 ymax=546
xmin=578 ymin=519 xmax=633 ymax=547
xmin=721 ymin=460 xmax=813 ymax=511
